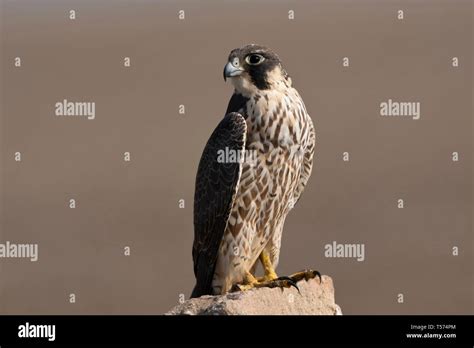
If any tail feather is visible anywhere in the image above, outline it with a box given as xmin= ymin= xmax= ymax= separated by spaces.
xmin=190 ymin=282 xmax=212 ymax=299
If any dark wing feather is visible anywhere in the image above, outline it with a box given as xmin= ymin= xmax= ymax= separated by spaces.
xmin=225 ymin=92 xmax=249 ymax=115
xmin=191 ymin=112 xmax=247 ymax=298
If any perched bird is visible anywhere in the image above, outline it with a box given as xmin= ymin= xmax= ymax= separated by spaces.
xmin=191 ymin=44 xmax=319 ymax=298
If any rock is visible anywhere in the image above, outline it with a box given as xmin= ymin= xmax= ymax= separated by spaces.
xmin=167 ymin=275 xmax=342 ymax=315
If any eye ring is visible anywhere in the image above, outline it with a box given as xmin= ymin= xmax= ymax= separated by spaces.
xmin=245 ymin=54 xmax=265 ymax=66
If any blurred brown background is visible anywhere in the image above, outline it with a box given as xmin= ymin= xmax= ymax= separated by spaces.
xmin=0 ymin=0 xmax=472 ymax=314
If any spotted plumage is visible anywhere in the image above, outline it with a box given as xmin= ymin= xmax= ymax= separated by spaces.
xmin=191 ymin=44 xmax=315 ymax=298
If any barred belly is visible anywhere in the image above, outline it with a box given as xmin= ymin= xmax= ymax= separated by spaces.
xmin=211 ymin=143 xmax=305 ymax=294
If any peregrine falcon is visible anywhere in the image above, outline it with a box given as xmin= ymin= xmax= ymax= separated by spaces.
xmin=191 ymin=44 xmax=319 ymax=298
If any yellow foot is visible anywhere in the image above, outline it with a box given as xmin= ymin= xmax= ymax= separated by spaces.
xmin=232 ymin=276 xmax=299 ymax=292
xmin=289 ymin=269 xmax=322 ymax=283
xmin=256 ymin=250 xmax=278 ymax=282
xmin=230 ymin=271 xmax=258 ymax=292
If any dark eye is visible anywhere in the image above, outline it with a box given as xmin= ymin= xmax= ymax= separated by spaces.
xmin=245 ymin=54 xmax=265 ymax=65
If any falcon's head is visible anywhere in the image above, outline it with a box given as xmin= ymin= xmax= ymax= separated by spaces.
xmin=223 ymin=44 xmax=291 ymax=96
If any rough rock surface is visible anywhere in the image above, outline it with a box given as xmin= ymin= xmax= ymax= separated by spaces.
xmin=167 ymin=275 xmax=342 ymax=315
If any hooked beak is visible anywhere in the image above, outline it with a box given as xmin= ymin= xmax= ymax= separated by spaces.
xmin=223 ymin=61 xmax=244 ymax=81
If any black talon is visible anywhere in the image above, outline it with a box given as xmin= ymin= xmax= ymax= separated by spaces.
xmin=310 ymin=270 xmax=322 ymax=283
xmin=276 ymin=276 xmax=299 ymax=292
xmin=230 ymin=284 xmax=241 ymax=292
xmin=293 ymin=282 xmax=301 ymax=294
